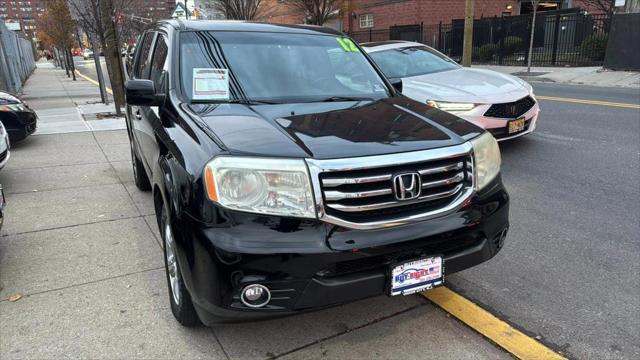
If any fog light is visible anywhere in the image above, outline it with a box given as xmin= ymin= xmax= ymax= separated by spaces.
xmin=240 ymin=284 xmax=271 ymax=308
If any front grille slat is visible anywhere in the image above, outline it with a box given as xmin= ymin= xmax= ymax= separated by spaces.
xmin=324 ymin=187 xmax=392 ymax=201
xmin=317 ymin=154 xmax=473 ymax=224
xmin=322 ymin=173 xmax=392 ymax=187
xmin=422 ymin=172 xmax=464 ymax=189
xmin=484 ymin=96 xmax=536 ymax=118
xmin=418 ymin=161 xmax=463 ymax=176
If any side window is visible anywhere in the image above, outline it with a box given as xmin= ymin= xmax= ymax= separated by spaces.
xmin=149 ymin=35 xmax=168 ymax=91
xmin=134 ymin=32 xmax=154 ymax=79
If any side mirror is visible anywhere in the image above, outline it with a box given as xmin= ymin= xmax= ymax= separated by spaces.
xmin=125 ymin=80 xmax=163 ymax=106
xmin=390 ymin=78 xmax=403 ymax=93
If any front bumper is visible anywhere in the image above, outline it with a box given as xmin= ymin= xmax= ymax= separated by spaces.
xmin=1 ymin=110 xmax=38 ymax=142
xmin=457 ymin=102 xmax=540 ymax=141
xmin=172 ymin=176 xmax=509 ymax=324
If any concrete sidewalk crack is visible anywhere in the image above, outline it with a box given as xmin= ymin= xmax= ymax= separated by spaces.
xmin=269 ymin=302 xmax=427 ymax=360
xmin=0 ymin=267 xmax=164 ymax=303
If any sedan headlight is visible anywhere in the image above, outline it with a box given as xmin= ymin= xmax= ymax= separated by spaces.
xmin=427 ymin=100 xmax=476 ymax=113
xmin=470 ymin=132 xmax=501 ymax=191
xmin=203 ymin=156 xmax=316 ymax=218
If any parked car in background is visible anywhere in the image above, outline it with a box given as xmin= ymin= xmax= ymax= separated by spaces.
xmin=82 ymin=49 xmax=94 ymax=60
xmin=0 ymin=91 xmax=38 ymax=142
xmin=363 ymin=41 xmax=540 ymax=141
xmin=125 ymin=21 xmax=509 ymax=326
xmin=0 ymin=122 xmax=10 ymax=170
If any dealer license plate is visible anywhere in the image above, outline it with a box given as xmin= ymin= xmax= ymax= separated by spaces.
xmin=508 ymin=117 xmax=526 ymax=134
xmin=390 ymin=257 xmax=443 ymax=296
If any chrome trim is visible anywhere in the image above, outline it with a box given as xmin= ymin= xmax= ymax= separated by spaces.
xmin=324 ymin=188 xmax=392 ymax=201
xmin=305 ymin=143 xmax=475 ymax=230
xmin=322 ymin=173 xmax=391 ymax=187
xmin=422 ymin=172 xmax=464 ymax=189
xmin=418 ymin=161 xmax=463 ymax=176
xmin=328 ymin=184 xmax=464 ymax=212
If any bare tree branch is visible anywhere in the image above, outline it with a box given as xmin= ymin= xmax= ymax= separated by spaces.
xmin=208 ymin=0 xmax=268 ymax=20
xmin=283 ymin=0 xmax=342 ymax=25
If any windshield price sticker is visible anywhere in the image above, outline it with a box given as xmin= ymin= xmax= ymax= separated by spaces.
xmin=193 ymin=68 xmax=229 ymax=100
xmin=336 ymin=37 xmax=360 ymax=52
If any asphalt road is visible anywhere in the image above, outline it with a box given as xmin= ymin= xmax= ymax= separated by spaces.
xmin=70 ymin=58 xmax=640 ymax=358
xmin=449 ymin=83 xmax=640 ymax=359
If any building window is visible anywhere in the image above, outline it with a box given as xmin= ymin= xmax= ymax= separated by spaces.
xmin=359 ymin=14 xmax=373 ymax=29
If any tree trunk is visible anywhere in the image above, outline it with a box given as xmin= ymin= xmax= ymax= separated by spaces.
xmin=100 ymin=0 xmax=125 ymax=115
xmin=67 ymin=49 xmax=77 ymax=81
xmin=90 ymin=34 xmax=109 ymax=105
xmin=462 ymin=0 xmax=475 ymax=67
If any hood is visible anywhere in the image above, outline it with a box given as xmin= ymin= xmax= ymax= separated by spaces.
xmin=402 ymin=68 xmax=530 ymax=104
xmin=188 ymin=97 xmax=482 ymax=160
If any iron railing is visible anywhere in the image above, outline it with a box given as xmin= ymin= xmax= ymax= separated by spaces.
xmin=348 ymin=9 xmax=611 ymax=67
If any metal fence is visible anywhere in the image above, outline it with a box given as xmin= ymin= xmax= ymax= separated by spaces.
xmin=349 ymin=9 xmax=611 ymax=67
xmin=0 ymin=20 xmax=37 ymax=94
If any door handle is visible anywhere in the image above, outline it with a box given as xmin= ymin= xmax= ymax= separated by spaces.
xmin=134 ymin=110 xmax=142 ymax=120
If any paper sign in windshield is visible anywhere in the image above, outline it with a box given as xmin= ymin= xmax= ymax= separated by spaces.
xmin=193 ymin=68 xmax=229 ymax=100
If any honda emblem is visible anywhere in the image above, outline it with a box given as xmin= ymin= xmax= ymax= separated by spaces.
xmin=392 ymin=173 xmax=421 ymax=201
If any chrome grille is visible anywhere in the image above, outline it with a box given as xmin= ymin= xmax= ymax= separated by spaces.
xmin=306 ymin=144 xmax=475 ymax=230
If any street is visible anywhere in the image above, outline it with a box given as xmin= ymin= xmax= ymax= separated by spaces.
xmin=1 ymin=63 xmax=639 ymax=359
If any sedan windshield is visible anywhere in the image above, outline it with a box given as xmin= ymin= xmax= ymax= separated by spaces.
xmin=369 ymin=46 xmax=459 ymax=79
xmin=180 ymin=31 xmax=390 ymax=103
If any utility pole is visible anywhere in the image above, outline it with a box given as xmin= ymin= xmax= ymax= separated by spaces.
xmin=527 ymin=0 xmax=540 ymax=73
xmin=462 ymin=0 xmax=475 ymax=67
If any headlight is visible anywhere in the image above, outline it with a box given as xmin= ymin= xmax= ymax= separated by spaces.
xmin=470 ymin=132 xmax=501 ymax=191
xmin=203 ymin=156 xmax=316 ymax=218
xmin=427 ymin=100 xmax=476 ymax=113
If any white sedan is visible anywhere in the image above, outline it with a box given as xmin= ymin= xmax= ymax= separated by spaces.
xmin=362 ymin=41 xmax=540 ymax=141
xmin=0 ymin=121 xmax=10 ymax=170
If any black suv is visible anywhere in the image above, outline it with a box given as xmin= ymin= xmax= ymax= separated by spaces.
xmin=125 ymin=20 xmax=509 ymax=326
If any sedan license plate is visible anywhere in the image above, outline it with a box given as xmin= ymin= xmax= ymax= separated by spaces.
xmin=508 ymin=117 xmax=526 ymax=134
xmin=390 ymin=257 xmax=443 ymax=296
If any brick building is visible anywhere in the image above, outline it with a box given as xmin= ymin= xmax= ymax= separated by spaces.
xmin=342 ymin=0 xmax=609 ymax=33
xmin=0 ymin=0 xmax=46 ymax=39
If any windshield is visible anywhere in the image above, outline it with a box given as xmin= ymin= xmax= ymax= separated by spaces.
xmin=180 ymin=31 xmax=390 ymax=103
xmin=369 ymin=46 xmax=459 ymax=79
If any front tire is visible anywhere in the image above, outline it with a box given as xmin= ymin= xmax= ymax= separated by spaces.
xmin=160 ymin=205 xmax=201 ymax=327
xmin=130 ymin=140 xmax=151 ymax=191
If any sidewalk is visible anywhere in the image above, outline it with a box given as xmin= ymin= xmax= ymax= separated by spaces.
xmin=475 ymin=65 xmax=640 ymax=88
xmin=20 ymin=60 xmax=125 ymax=135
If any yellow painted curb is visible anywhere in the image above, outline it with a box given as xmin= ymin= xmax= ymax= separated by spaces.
xmin=74 ymin=70 xmax=113 ymax=95
xmin=536 ymin=95 xmax=640 ymax=109
xmin=422 ymin=287 xmax=566 ymax=360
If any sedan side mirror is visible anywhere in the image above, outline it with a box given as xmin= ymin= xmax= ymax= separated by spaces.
xmin=125 ymin=79 xmax=163 ymax=106
xmin=390 ymin=78 xmax=403 ymax=93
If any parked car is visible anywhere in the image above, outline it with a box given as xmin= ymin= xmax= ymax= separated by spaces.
xmin=0 ymin=122 xmax=10 ymax=170
xmin=363 ymin=41 xmax=540 ymax=141
xmin=82 ymin=49 xmax=94 ymax=60
xmin=0 ymin=91 xmax=37 ymax=142
xmin=125 ymin=21 xmax=509 ymax=326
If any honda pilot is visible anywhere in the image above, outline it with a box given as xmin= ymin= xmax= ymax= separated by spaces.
xmin=125 ymin=20 xmax=509 ymax=326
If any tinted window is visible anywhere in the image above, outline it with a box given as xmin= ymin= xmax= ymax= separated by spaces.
xmin=134 ymin=33 xmax=154 ymax=79
xmin=369 ymin=46 xmax=459 ymax=79
xmin=179 ymin=31 xmax=390 ymax=103
xmin=150 ymin=35 xmax=168 ymax=90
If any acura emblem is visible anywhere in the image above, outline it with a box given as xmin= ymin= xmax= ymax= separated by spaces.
xmin=392 ymin=172 xmax=421 ymax=201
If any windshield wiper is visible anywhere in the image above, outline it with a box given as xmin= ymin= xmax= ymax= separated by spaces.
xmin=190 ymin=99 xmax=281 ymax=105
xmin=315 ymin=96 xmax=375 ymax=102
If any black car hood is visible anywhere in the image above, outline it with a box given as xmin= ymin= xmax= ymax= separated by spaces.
xmin=187 ymin=97 xmax=482 ymax=160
